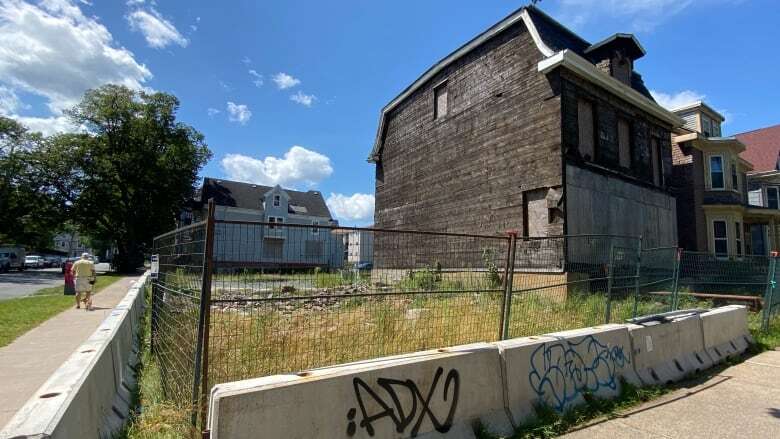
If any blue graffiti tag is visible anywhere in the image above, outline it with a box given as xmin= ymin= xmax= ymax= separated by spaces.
xmin=528 ymin=335 xmax=629 ymax=412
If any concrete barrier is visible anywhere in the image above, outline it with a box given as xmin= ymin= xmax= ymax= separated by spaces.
xmin=0 ymin=273 xmax=149 ymax=439
xmin=627 ymin=313 xmax=713 ymax=386
xmin=496 ymin=324 xmax=638 ymax=425
xmin=207 ymin=343 xmax=513 ymax=439
xmin=700 ymin=305 xmax=753 ymax=362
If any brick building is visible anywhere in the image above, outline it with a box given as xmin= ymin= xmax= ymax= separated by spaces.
xmin=368 ymin=5 xmax=683 ymax=250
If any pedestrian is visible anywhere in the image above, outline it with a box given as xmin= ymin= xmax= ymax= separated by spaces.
xmin=71 ymin=253 xmax=96 ymax=310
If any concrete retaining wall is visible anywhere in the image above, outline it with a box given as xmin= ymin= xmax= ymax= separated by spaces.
xmin=0 ymin=273 xmax=150 ymax=439
xmin=206 ymin=305 xmax=752 ymax=438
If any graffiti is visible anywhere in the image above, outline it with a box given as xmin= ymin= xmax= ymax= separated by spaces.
xmin=528 ymin=335 xmax=629 ymax=412
xmin=346 ymin=367 xmax=459 ymax=437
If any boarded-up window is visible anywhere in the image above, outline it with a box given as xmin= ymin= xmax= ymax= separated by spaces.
xmin=618 ymin=119 xmax=631 ymax=168
xmin=651 ymin=138 xmax=662 ymax=186
xmin=434 ymin=82 xmax=448 ymax=119
xmin=263 ymin=239 xmax=283 ymax=259
xmin=578 ymin=99 xmax=595 ymax=160
xmin=523 ymin=189 xmax=549 ymax=238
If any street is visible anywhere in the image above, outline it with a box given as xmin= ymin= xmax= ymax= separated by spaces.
xmin=0 ymin=264 xmax=111 ymax=300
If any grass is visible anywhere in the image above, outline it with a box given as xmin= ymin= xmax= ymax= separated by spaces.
xmin=0 ymin=274 xmax=124 ymax=347
xmin=476 ymin=379 xmax=668 ymax=439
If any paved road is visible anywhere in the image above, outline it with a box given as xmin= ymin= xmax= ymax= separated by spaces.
xmin=563 ymin=349 xmax=780 ymax=438
xmin=0 ymin=276 xmax=137 ymax=429
xmin=0 ymin=264 xmax=112 ymax=300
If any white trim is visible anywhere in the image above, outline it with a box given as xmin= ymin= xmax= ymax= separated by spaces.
xmin=538 ymin=50 xmax=684 ymax=127
xmin=367 ymin=7 xmax=553 ymax=161
xmin=708 ymin=154 xmax=726 ymax=190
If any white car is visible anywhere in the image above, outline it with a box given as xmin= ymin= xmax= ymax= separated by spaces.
xmin=24 ymin=255 xmax=45 ymax=268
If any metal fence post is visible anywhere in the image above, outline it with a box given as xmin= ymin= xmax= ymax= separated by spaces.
xmin=671 ymin=248 xmax=682 ymax=311
xmin=191 ymin=199 xmax=216 ymax=428
xmin=605 ymin=242 xmax=616 ymax=324
xmin=499 ymin=231 xmax=518 ymax=340
xmin=631 ymin=236 xmax=643 ymax=319
xmin=762 ymin=256 xmax=777 ymax=331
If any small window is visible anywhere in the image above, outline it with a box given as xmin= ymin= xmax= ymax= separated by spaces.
xmin=434 ymin=82 xmax=448 ymax=119
xmin=268 ymin=216 xmax=284 ymax=229
xmin=713 ymin=220 xmax=728 ymax=256
xmin=735 ymin=222 xmax=743 ymax=256
xmin=731 ymin=162 xmax=738 ymax=191
xmin=311 ymin=220 xmax=319 ymax=235
xmin=618 ymin=119 xmax=631 ymax=169
xmin=710 ymin=156 xmax=724 ymax=189
xmin=768 ymin=187 xmax=779 ymax=209
xmin=273 ymin=195 xmax=281 ymax=207
xmin=577 ymin=99 xmax=595 ymax=160
xmin=651 ymin=138 xmax=662 ymax=186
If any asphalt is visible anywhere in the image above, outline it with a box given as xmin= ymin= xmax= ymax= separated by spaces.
xmin=562 ymin=349 xmax=780 ymax=438
xmin=0 ymin=264 xmax=111 ymax=300
xmin=0 ymin=276 xmax=137 ymax=429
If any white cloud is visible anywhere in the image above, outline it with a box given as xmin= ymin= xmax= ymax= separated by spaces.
xmin=557 ymin=0 xmax=740 ymax=32
xmin=127 ymin=7 xmax=188 ymax=49
xmin=248 ymin=69 xmax=263 ymax=87
xmin=0 ymin=85 xmax=20 ymax=114
xmin=326 ymin=193 xmax=375 ymax=223
xmin=226 ymin=101 xmax=251 ymax=124
xmin=14 ymin=115 xmax=79 ymax=136
xmin=207 ymin=107 xmax=220 ymax=117
xmin=0 ymin=0 xmax=151 ymax=131
xmin=650 ymin=89 xmax=705 ymax=110
xmin=290 ymin=90 xmax=316 ymax=107
xmin=241 ymin=56 xmax=251 ymax=65
xmin=221 ymin=146 xmax=333 ymax=188
xmin=272 ymin=72 xmax=301 ymax=90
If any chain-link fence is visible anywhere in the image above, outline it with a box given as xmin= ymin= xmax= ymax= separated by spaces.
xmin=150 ymin=201 xmax=780 ymax=429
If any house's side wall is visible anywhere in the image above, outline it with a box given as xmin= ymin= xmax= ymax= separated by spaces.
xmin=374 ymin=20 xmax=563 ymax=237
xmin=566 ymin=165 xmax=677 ymax=248
xmin=672 ymin=143 xmax=707 ymax=252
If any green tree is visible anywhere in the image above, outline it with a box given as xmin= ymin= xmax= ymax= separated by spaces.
xmin=0 ymin=117 xmax=66 ymax=249
xmin=38 ymin=85 xmax=211 ymax=271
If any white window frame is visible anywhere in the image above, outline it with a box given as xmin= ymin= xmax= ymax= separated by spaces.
xmin=735 ymin=221 xmax=743 ymax=257
xmin=767 ymin=187 xmax=780 ymax=210
xmin=273 ymin=195 xmax=281 ymax=207
xmin=712 ymin=219 xmax=729 ymax=258
xmin=709 ymin=155 xmax=725 ymax=190
xmin=311 ymin=220 xmax=320 ymax=235
xmin=268 ymin=216 xmax=284 ymax=229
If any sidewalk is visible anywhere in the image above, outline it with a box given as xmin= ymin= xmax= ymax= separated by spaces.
xmin=0 ymin=276 xmax=138 ymax=429
xmin=563 ymin=349 xmax=780 ymax=438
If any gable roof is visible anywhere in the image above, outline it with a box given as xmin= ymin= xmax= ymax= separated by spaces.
xmin=198 ymin=177 xmax=333 ymax=219
xmin=367 ymin=5 xmax=675 ymax=162
xmin=737 ymin=124 xmax=780 ymax=173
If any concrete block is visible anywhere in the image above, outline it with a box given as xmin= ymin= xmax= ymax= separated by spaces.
xmin=207 ymin=343 xmax=512 ymax=439
xmin=496 ymin=324 xmax=637 ymax=424
xmin=701 ymin=305 xmax=753 ymax=363
xmin=627 ymin=314 xmax=712 ymax=386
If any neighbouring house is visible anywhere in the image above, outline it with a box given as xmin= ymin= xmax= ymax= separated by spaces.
xmin=184 ymin=178 xmax=343 ymax=269
xmin=737 ymin=123 xmax=780 ymax=253
xmin=669 ymin=101 xmax=772 ymax=257
xmin=53 ymin=232 xmax=99 ymax=258
xmin=346 ymin=229 xmax=374 ymax=266
xmin=369 ymin=5 xmax=682 ymax=263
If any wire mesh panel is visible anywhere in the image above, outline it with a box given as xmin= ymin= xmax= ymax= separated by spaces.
xmin=151 ymin=222 xmax=206 ymax=410
xmin=506 ymin=235 xmax=641 ymax=337
xmin=207 ymin=221 xmax=509 ymax=385
xmin=631 ymin=247 xmax=678 ymax=316
xmin=676 ymin=251 xmax=770 ymax=308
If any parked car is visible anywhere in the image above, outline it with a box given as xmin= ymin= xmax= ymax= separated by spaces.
xmin=44 ymin=256 xmax=62 ymax=268
xmin=0 ymin=247 xmax=26 ymax=271
xmin=24 ymin=255 xmax=45 ymax=268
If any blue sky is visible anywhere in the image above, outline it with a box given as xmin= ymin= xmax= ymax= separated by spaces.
xmin=1 ymin=0 xmax=779 ymax=225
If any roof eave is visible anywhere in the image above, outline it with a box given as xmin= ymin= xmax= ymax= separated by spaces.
xmin=538 ymin=50 xmax=684 ymax=128
xmin=368 ymin=7 xmax=554 ymax=163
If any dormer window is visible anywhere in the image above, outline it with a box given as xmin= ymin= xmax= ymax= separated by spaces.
xmin=273 ymin=195 xmax=281 ymax=207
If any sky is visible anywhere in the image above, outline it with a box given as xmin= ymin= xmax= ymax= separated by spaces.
xmin=1 ymin=0 xmax=779 ymax=226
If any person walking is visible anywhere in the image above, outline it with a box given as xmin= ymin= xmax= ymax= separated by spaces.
xmin=71 ymin=253 xmax=96 ymax=310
